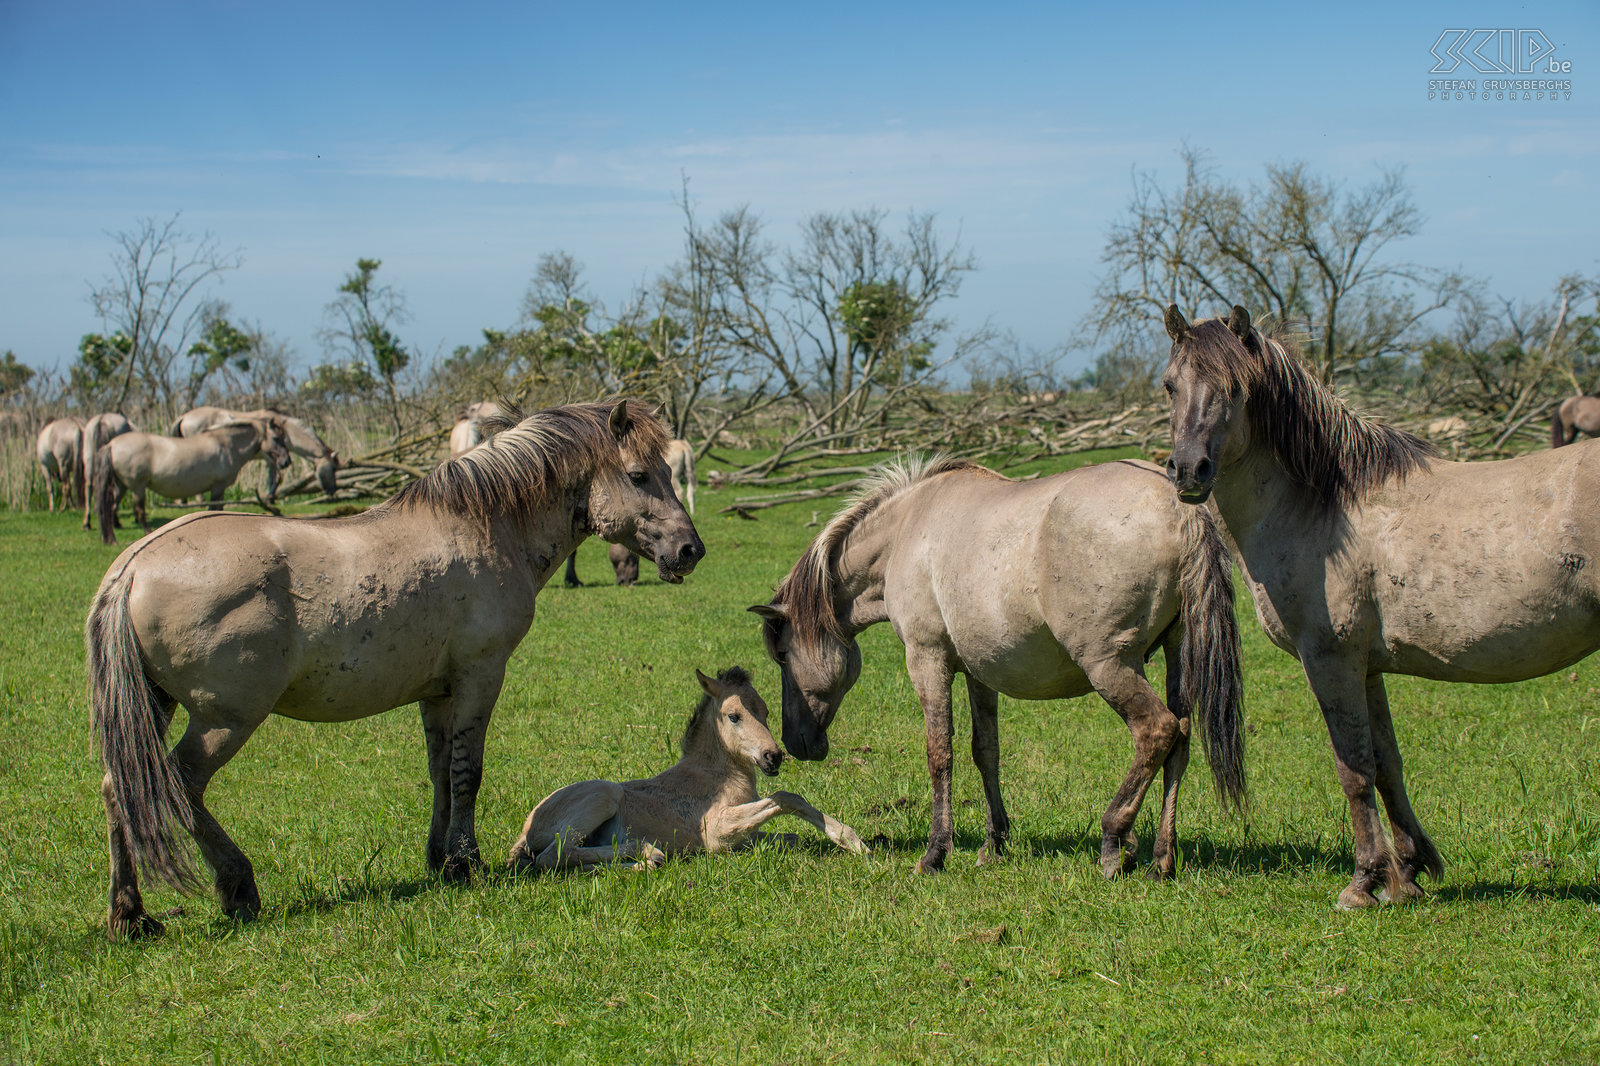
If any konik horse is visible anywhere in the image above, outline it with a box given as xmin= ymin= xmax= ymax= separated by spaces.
xmin=93 ymin=418 xmax=291 ymax=544
xmin=753 ymin=456 xmax=1245 ymax=879
xmin=36 ymin=417 xmax=84 ymax=511
xmin=1163 ymin=304 xmax=1600 ymax=908
xmin=172 ymin=406 xmax=340 ymax=497
xmin=86 ymin=400 xmax=704 ymax=937
xmin=1551 ymin=395 xmax=1600 ymax=448
xmin=81 ymin=412 xmax=133 ymax=529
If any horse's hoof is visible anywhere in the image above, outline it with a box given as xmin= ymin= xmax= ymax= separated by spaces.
xmin=107 ymin=909 xmax=165 ymax=941
xmin=975 ymin=845 xmax=1004 ymax=867
xmin=912 ymin=857 xmax=944 ymax=876
xmin=439 ymin=856 xmax=483 ymax=884
xmin=1335 ymin=885 xmax=1381 ymax=910
xmin=1377 ymin=880 xmax=1426 ymax=904
xmin=1144 ymin=861 xmax=1174 ymax=882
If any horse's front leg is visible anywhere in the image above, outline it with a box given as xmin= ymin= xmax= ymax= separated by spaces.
xmin=420 ymin=670 xmax=506 ymax=880
xmin=905 ymin=648 xmax=956 ymax=874
xmin=206 ymin=483 xmax=227 ymax=512
xmin=420 ymin=697 xmax=452 ymax=873
xmin=1085 ymin=657 xmax=1181 ymax=879
xmin=1366 ymin=674 xmax=1440 ymax=900
xmin=131 ymin=487 xmax=149 ymax=531
xmin=1301 ymin=650 xmax=1397 ymax=909
xmin=966 ymin=677 xmax=1010 ymax=864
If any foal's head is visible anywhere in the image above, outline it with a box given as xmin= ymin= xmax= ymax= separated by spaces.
xmin=687 ymin=667 xmax=784 ymax=777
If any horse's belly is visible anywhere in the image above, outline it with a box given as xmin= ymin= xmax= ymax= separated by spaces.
xmin=955 ymin=629 xmax=1094 ymax=700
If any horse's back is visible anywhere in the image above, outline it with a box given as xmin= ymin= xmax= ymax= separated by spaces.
xmin=1360 ymin=446 xmax=1600 ymax=679
xmin=890 ymin=461 xmax=1185 ymax=698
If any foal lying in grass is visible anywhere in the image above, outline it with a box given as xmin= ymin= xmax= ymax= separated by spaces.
xmin=508 ymin=667 xmax=868 ymax=872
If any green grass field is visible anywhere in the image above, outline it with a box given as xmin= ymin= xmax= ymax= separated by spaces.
xmin=2 ymin=452 xmax=1598 ymax=1064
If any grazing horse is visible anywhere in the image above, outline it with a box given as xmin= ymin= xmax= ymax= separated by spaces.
xmin=35 ymin=417 xmax=84 ymax=510
xmin=172 ymin=406 xmax=340 ymax=498
xmin=751 ymin=455 xmax=1245 ymax=879
xmin=1551 ymin=395 xmax=1600 ymax=448
xmin=569 ymin=437 xmax=696 ymax=586
xmin=81 ymin=413 xmax=133 ymax=529
xmin=1162 ymin=304 xmax=1600 ymax=909
xmin=449 ymin=401 xmax=512 ymax=458
xmin=93 ymin=419 xmax=291 ymax=544
xmin=508 ymin=666 xmax=866 ymax=872
xmin=86 ymin=400 xmax=704 ymax=938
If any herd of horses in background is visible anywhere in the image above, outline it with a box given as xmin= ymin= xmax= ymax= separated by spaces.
xmin=38 ymin=307 xmax=1600 ymax=938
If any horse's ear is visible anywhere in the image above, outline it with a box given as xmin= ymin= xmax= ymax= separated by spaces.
xmin=747 ymin=604 xmax=788 ymax=623
xmin=608 ymin=401 xmax=631 ymax=440
xmin=1227 ymin=305 xmax=1252 ymax=343
xmin=1164 ymin=304 xmax=1190 ymax=342
xmin=695 ymin=668 xmax=721 ymax=699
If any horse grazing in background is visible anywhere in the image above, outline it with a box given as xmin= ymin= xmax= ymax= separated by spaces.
xmin=1163 ymin=304 xmax=1600 ymax=909
xmin=449 ymin=400 xmax=512 ymax=458
xmin=172 ymin=406 xmax=340 ymax=498
xmin=508 ymin=666 xmax=866 ymax=872
xmin=752 ymin=455 xmax=1245 ymax=880
xmin=81 ymin=413 xmax=133 ymax=529
xmin=87 ymin=400 xmax=704 ymax=938
xmin=1551 ymin=395 xmax=1600 ymax=448
xmin=35 ymin=417 xmax=84 ymax=510
xmin=567 ymin=438 xmax=696 ymax=586
xmin=93 ymin=419 xmax=291 ymax=544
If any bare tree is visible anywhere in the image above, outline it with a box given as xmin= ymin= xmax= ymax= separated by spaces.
xmin=87 ymin=213 xmax=242 ymax=410
xmin=1089 ymin=147 xmax=1462 ymax=384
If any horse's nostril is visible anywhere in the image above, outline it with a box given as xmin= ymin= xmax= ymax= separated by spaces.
xmin=1196 ymin=457 xmax=1214 ymax=481
xmin=1164 ymin=457 xmax=1177 ymax=476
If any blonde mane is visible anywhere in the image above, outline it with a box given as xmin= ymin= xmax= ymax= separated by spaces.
xmin=773 ymin=455 xmax=1003 ymax=649
xmin=391 ymin=400 xmax=668 ymax=525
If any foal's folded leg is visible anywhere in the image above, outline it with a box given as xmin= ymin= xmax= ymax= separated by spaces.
xmin=507 ymin=781 xmax=629 ymax=872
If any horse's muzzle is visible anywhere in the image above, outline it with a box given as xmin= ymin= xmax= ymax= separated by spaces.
xmin=758 ymin=749 xmax=784 ymax=776
xmin=1165 ymin=453 xmax=1215 ymax=504
xmin=655 ymin=536 xmax=705 ymax=584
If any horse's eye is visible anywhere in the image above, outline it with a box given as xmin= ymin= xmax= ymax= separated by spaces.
xmin=727 ymin=713 xmax=743 ymax=724
xmin=1163 ymin=380 xmax=1175 ymax=395
xmin=628 ymin=470 xmax=647 ymax=485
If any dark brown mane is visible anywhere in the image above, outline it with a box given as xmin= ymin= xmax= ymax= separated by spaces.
xmin=390 ymin=400 xmax=668 ymax=525
xmin=680 ymin=666 xmax=753 ymax=755
xmin=772 ymin=455 xmax=1003 ymax=651
xmin=1175 ymin=318 xmax=1435 ymax=511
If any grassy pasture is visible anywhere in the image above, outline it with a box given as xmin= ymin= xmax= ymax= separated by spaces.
xmin=1 ymin=448 xmax=1599 ymax=1064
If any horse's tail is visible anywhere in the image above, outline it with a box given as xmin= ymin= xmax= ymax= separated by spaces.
xmin=1176 ymin=504 xmax=1247 ymax=811
xmin=93 ymin=444 xmax=119 ymax=545
xmin=1552 ymin=405 xmax=1568 ymax=449
xmin=86 ymin=568 xmax=199 ymax=892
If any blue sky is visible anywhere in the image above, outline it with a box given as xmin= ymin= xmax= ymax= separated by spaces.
xmin=1 ymin=0 xmax=1596 ymax=379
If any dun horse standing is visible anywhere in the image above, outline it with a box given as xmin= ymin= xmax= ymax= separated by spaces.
xmin=87 ymin=401 xmax=703 ymax=937
xmin=1551 ymin=395 xmax=1600 ymax=448
xmin=172 ymin=405 xmax=340 ymax=497
xmin=36 ymin=417 xmax=84 ymax=511
xmin=1163 ymin=305 xmax=1600 ymax=908
xmin=752 ymin=456 xmax=1245 ymax=878
xmin=508 ymin=666 xmax=866 ymax=871
xmin=93 ymin=418 xmax=291 ymax=544
xmin=81 ymin=412 xmax=132 ymax=529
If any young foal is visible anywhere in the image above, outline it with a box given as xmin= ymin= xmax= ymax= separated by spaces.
xmin=508 ymin=667 xmax=867 ymax=871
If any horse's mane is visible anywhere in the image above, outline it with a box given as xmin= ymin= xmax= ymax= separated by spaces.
xmin=1176 ymin=318 xmax=1435 ymax=511
xmin=680 ymin=666 xmax=754 ymax=756
xmin=391 ymin=400 xmax=667 ymax=525
xmin=773 ymin=455 xmax=1004 ymax=650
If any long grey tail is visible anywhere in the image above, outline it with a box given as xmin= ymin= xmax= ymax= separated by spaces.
xmin=1176 ymin=504 xmax=1247 ymax=811
xmin=93 ymin=446 xmax=119 ymax=545
xmin=1552 ymin=409 xmax=1568 ymax=449
xmin=86 ymin=569 xmax=199 ymax=891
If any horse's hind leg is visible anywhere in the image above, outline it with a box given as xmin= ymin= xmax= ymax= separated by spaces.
xmin=170 ymin=707 xmax=270 ymax=920
xmin=905 ymin=649 xmax=956 ymax=874
xmin=1148 ymin=628 xmax=1193 ymax=880
xmin=1087 ymin=658 xmax=1181 ymax=879
xmin=1366 ymin=675 xmax=1440 ymax=899
xmin=966 ymin=678 xmax=1010 ymax=864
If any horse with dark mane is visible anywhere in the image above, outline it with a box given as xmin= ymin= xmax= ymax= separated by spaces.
xmin=752 ymin=455 xmax=1245 ymax=879
xmin=86 ymin=400 xmax=703 ymax=938
xmin=1163 ymin=304 xmax=1600 ymax=908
